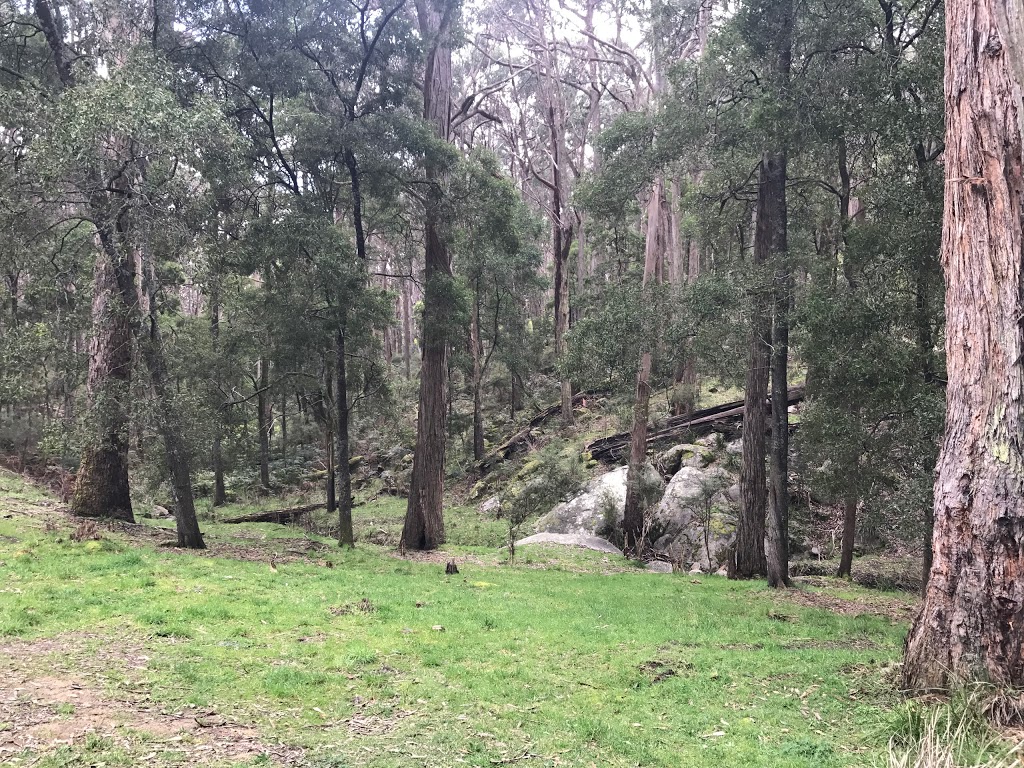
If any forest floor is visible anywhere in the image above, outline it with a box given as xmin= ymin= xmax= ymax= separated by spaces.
xmin=0 ymin=469 xmax=921 ymax=768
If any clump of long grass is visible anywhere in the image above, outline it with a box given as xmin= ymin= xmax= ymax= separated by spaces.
xmin=888 ymin=689 xmax=1023 ymax=768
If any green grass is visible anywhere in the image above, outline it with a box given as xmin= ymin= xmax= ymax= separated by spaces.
xmin=0 ymin=473 xmax=910 ymax=767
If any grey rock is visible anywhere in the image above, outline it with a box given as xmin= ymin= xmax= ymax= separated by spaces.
xmin=656 ymin=443 xmax=714 ymax=476
xmin=514 ymin=532 xmax=623 ymax=555
xmin=689 ymin=561 xmax=703 ymax=574
xmin=651 ymin=466 xmax=737 ymax=572
xmin=646 ymin=560 xmax=674 ymax=573
xmin=479 ymin=495 xmax=502 ymax=517
xmin=725 ymin=439 xmax=743 ymax=456
xmin=534 ymin=464 xmax=664 ymax=539
xmin=151 ymin=504 xmax=172 ymax=519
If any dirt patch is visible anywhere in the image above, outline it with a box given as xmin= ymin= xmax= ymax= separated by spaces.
xmin=0 ymin=634 xmax=304 ymax=766
xmin=781 ymin=584 xmax=919 ymax=623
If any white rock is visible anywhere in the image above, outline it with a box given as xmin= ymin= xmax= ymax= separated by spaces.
xmin=479 ymin=495 xmax=502 ymax=517
xmin=514 ymin=532 xmax=623 ymax=555
xmin=534 ymin=464 xmax=664 ymax=539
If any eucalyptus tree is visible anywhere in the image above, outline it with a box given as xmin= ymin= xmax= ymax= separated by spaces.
xmin=8 ymin=0 xmax=226 ymax=547
xmin=449 ymin=150 xmax=542 ymax=461
xmin=184 ymin=0 xmax=419 ymax=544
xmin=401 ymin=0 xmax=460 ymax=551
xmin=903 ymin=0 xmax=1024 ymax=693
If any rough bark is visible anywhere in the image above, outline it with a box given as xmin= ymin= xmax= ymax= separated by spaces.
xmin=257 ymin=356 xmax=271 ymax=490
xmin=623 ymin=176 xmax=664 ymax=556
xmin=766 ymin=151 xmax=792 ymax=589
xmin=838 ymin=494 xmax=856 ymax=578
xmin=903 ymin=0 xmax=1024 ymax=692
xmin=587 ymin=386 xmax=805 ymax=463
xmin=733 ymin=161 xmax=773 ymax=580
xmin=325 ymin=368 xmax=337 ymax=513
xmin=401 ymin=0 xmax=456 ymax=551
xmin=70 ymin=251 xmax=134 ymax=522
xmin=223 ymin=503 xmax=324 ymax=525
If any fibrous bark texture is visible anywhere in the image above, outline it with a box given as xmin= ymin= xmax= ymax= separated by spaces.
xmin=903 ymin=0 xmax=1024 ymax=692
xmin=71 ymin=253 xmax=134 ymax=522
xmin=401 ymin=0 xmax=455 ymax=551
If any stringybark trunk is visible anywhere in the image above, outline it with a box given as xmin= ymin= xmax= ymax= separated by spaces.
xmin=402 ymin=0 xmax=454 ymax=550
xmin=107 ymin=228 xmax=204 ymax=549
xmin=71 ymin=252 xmax=134 ymax=522
xmin=903 ymin=0 xmax=1024 ymax=692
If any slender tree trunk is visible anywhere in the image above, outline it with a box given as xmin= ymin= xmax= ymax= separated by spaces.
xmin=96 ymin=205 xmax=204 ymax=549
xmin=325 ymin=365 xmax=337 ymax=513
xmin=903 ymin=0 xmax=1024 ymax=692
xmin=553 ymin=212 xmax=573 ymax=424
xmin=402 ymin=0 xmax=455 ymax=551
xmin=133 ymin=252 xmax=204 ymax=549
xmin=838 ymin=493 xmax=856 ymax=578
xmin=210 ymin=287 xmax=227 ymax=507
xmin=471 ymin=291 xmax=485 ymax=462
xmin=280 ymin=389 xmax=287 ymax=460
xmin=732 ymin=162 xmax=772 ymax=580
xmin=257 ymin=356 xmax=271 ymax=490
xmin=336 ymin=327 xmax=354 ymax=547
xmin=402 ymin=280 xmax=413 ymax=379
xmin=766 ymin=153 xmax=792 ymax=589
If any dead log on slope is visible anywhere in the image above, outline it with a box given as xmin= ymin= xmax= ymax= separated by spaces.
xmin=586 ymin=386 xmax=805 ymax=463
xmin=222 ymin=503 xmax=325 ymax=525
xmin=476 ymin=390 xmax=606 ymax=474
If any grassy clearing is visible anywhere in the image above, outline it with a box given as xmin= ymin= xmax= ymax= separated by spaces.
xmin=0 ymin=471 xmax=914 ymax=767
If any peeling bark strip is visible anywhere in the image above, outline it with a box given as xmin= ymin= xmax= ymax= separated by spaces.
xmin=903 ymin=0 xmax=1024 ymax=691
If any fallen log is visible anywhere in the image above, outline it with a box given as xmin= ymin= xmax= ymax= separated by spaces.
xmin=586 ymin=386 xmax=805 ymax=463
xmin=221 ymin=503 xmax=325 ymax=525
xmin=476 ymin=390 xmax=606 ymax=474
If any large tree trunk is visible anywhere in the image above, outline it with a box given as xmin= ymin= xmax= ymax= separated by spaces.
xmin=623 ymin=176 xmax=664 ymax=556
xmin=71 ymin=251 xmax=134 ymax=522
xmin=402 ymin=0 xmax=455 ymax=551
xmin=903 ymin=0 xmax=1024 ymax=692
xmin=105 ymin=221 xmax=204 ymax=549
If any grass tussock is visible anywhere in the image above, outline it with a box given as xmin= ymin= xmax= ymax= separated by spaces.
xmin=889 ymin=690 xmax=1023 ymax=768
